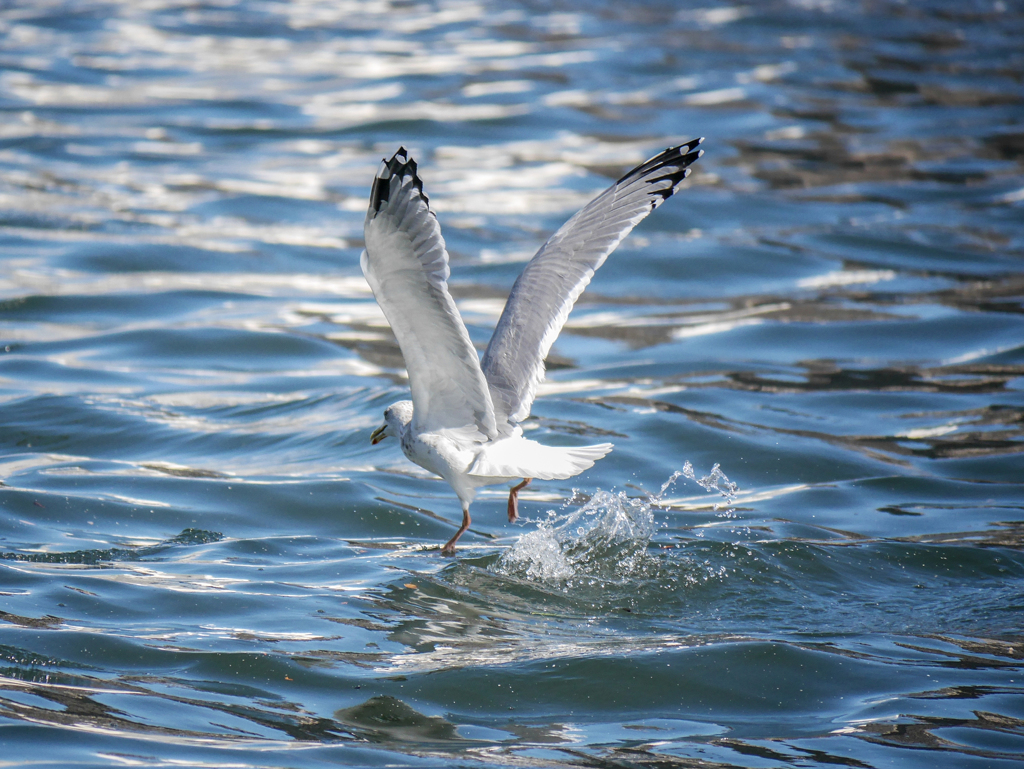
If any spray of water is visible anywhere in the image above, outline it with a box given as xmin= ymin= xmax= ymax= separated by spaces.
xmin=492 ymin=468 xmax=702 ymax=586
xmin=681 ymin=461 xmax=738 ymax=516
xmin=492 ymin=466 xmax=740 ymax=588
xmin=494 ymin=489 xmax=657 ymax=584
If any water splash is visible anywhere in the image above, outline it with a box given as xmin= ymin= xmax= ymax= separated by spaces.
xmin=492 ymin=465 xmax=742 ymax=588
xmin=494 ymin=486 xmax=663 ymax=586
xmin=682 ymin=460 xmax=738 ymax=517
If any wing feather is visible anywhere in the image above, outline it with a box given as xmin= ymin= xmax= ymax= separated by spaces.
xmin=481 ymin=139 xmax=704 ymax=425
xmin=362 ymin=148 xmax=497 ymax=439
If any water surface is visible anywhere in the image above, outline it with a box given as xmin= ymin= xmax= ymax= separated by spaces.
xmin=1 ymin=1 xmax=1023 ymax=767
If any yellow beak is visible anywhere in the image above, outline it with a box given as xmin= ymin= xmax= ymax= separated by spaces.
xmin=370 ymin=424 xmax=387 ymax=444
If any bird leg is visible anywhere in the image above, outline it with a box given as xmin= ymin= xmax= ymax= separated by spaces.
xmin=441 ymin=505 xmax=471 ymax=556
xmin=507 ymin=478 xmax=532 ymax=523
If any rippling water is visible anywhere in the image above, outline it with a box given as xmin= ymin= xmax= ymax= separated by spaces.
xmin=2 ymin=1 xmax=1023 ymax=766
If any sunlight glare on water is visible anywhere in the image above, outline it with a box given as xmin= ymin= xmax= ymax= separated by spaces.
xmin=1 ymin=0 xmax=1023 ymax=767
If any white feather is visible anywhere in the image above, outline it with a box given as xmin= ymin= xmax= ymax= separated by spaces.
xmin=468 ymin=438 xmax=613 ymax=481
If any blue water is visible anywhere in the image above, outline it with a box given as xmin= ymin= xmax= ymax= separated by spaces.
xmin=1 ymin=1 xmax=1023 ymax=767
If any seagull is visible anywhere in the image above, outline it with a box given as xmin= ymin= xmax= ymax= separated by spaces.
xmin=363 ymin=138 xmax=704 ymax=554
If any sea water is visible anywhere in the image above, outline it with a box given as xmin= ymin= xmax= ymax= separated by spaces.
xmin=1 ymin=1 xmax=1022 ymax=767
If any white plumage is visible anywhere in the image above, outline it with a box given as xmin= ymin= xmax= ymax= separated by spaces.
xmin=364 ymin=140 xmax=704 ymax=554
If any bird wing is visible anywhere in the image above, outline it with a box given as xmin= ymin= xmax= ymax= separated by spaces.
xmin=362 ymin=148 xmax=497 ymax=440
xmin=480 ymin=138 xmax=704 ymax=425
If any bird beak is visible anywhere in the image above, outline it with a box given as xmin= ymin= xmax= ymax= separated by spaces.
xmin=370 ymin=424 xmax=387 ymax=445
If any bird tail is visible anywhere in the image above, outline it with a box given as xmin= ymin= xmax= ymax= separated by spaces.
xmin=468 ymin=439 xmax=613 ymax=481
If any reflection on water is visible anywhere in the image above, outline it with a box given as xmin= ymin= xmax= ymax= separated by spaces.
xmin=1 ymin=0 xmax=1023 ymax=767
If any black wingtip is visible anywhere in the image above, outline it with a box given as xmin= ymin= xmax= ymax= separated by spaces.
xmin=616 ymin=137 xmax=706 ymax=208
xmin=369 ymin=146 xmax=427 ymax=214
xmin=617 ymin=137 xmax=705 ymax=187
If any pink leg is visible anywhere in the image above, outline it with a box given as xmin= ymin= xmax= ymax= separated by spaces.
xmin=507 ymin=478 xmax=532 ymax=523
xmin=441 ymin=505 xmax=471 ymax=556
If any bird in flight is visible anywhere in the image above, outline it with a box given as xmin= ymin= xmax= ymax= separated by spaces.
xmin=363 ymin=138 xmax=704 ymax=555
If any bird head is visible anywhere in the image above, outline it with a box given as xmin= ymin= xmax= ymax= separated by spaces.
xmin=371 ymin=400 xmax=414 ymax=445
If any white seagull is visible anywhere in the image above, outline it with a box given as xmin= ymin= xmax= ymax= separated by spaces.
xmin=364 ymin=138 xmax=704 ymax=554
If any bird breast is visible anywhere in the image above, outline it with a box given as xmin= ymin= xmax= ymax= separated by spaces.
xmin=402 ymin=430 xmax=475 ymax=481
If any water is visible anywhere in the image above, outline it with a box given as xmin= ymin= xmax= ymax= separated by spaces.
xmin=1 ymin=0 xmax=1023 ymax=766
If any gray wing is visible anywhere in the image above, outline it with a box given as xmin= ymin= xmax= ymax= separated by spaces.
xmin=480 ymin=139 xmax=704 ymax=425
xmin=362 ymin=148 xmax=497 ymax=440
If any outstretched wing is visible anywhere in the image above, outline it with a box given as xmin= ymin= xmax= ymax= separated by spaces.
xmin=362 ymin=148 xmax=497 ymax=440
xmin=480 ymin=138 xmax=704 ymax=425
